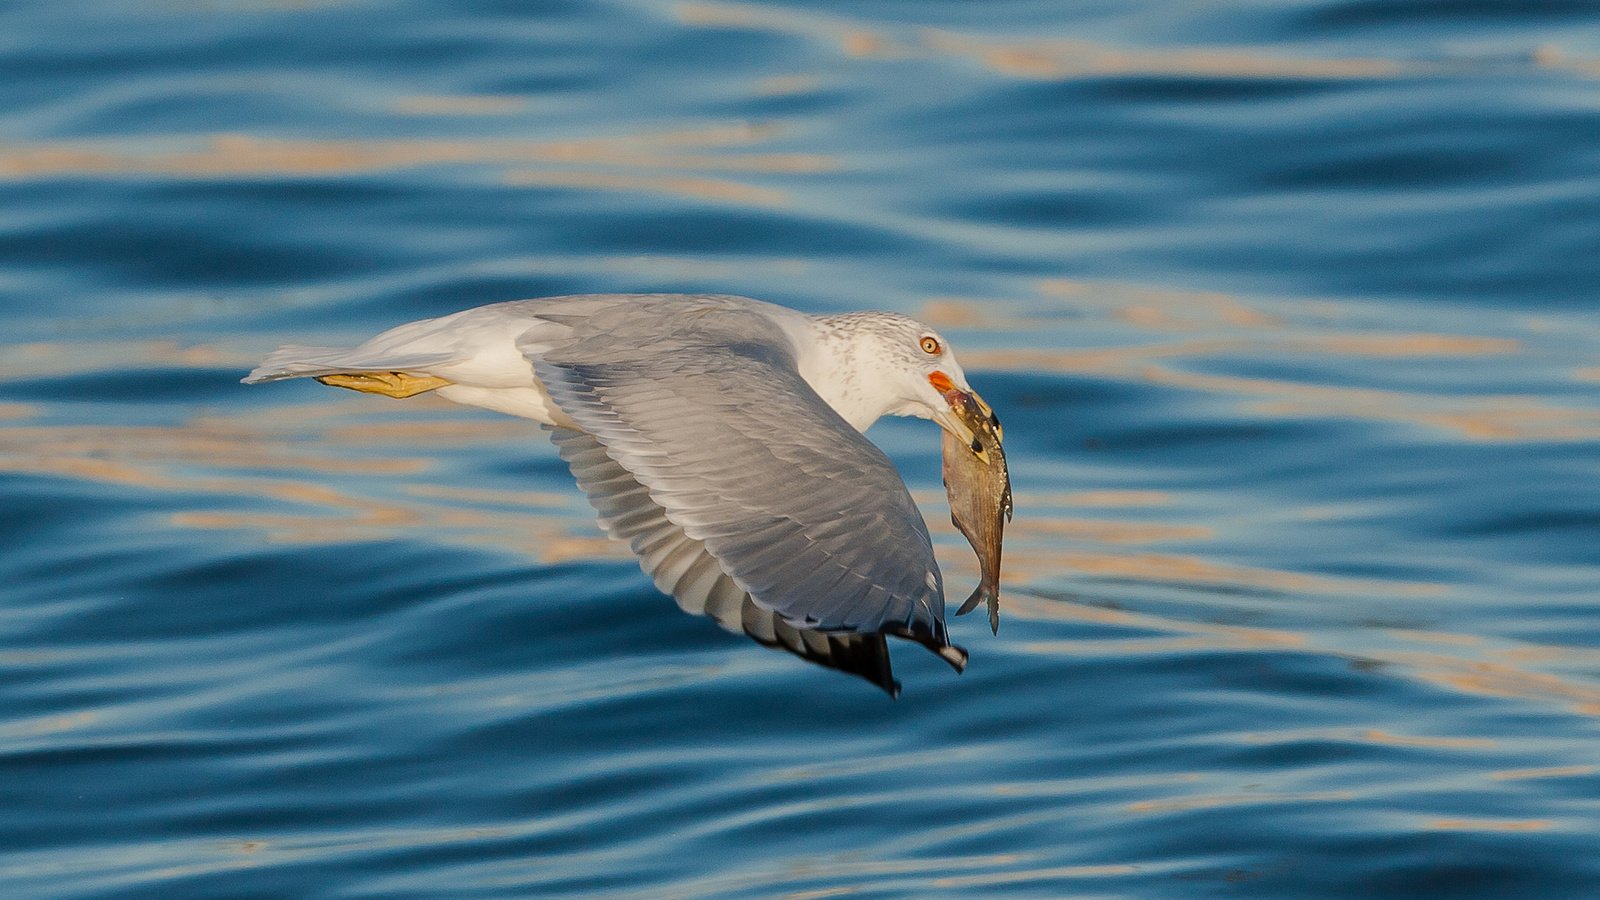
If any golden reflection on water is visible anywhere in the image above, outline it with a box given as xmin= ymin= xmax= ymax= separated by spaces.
xmin=0 ymin=125 xmax=829 ymax=210
xmin=1425 ymin=818 xmax=1554 ymax=833
xmin=1396 ymin=655 xmax=1600 ymax=716
xmin=1006 ymin=588 xmax=1600 ymax=725
xmin=1046 ymin=550 xmax=1438 ymax=596
xmin=1012 ymin=489 xmax=1172 ymax=508
xmin=1532 ymin=43 xmax=1600 ymax=78
xmin=391 ymin=95 xmax=529 ymax=116
xmin=675 ymin=0 xmax=1600 ymax=91
xmin=942 ymin=278 xmax=1598 ymax=443
xmin=0 ymin=710 xmax=98 ymax=739
xmin=1008 ymin=518 xmax=1212 ymax=544
xmin=662 ymin=844 xmax=1136 ymax=899
xmin=0 ymin=340 xmax=252 ymax=379
xmin=919 ymin=30 xmax=1400 ymax=81
xmin=1173 ymin=369 xmax=1600 ymax=442
xmin=1358 ymin=729 xmax=1496 ymax=750
xmin=1236 ymin=727 xmax=1497 ymax=750
xmin=504 ymin=169 xmax=788 ymax=208
xmin=0 ymin=125 xmax=797 ymax=176
xmin=676 ymin=1 xmax=910 ymax=60
xmin=753 ymin=74 xmax=823 ymax=97
xmin=1489 ymin=765 xmax=1597 ymax=782
xmin=926 ymin=863 xmax=1142 ymax=889
xmin=1127 ymin=790 xmax=1354 ymax=814
xmin=677 ymin=1 xmax=1407 ymax=80
xmin=1038 ymin=277 xmax=1283 ymax=329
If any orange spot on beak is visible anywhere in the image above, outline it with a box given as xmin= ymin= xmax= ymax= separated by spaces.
xmin=928 ymin=371 xmax=955 ymax=393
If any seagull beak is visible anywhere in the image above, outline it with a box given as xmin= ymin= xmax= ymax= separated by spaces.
xmin=929 ymin=372 xmax=1001 ymax=453
xmin=934 ymin=403 xmax=976 ymax=448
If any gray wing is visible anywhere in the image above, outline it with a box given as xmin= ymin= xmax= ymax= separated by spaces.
xmin=527 ymin=300 xmax=963 ymax=665
xmin=550 ymin=427 xmax=902 ymax=695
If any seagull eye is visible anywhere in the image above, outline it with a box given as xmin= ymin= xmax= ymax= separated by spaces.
xmin=919 ymin=336 xmax=941 ymax=354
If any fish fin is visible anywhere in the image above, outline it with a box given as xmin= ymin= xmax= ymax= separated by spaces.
xmin=956 ymin=586 xmax=1001 ymax=634
xmin=956 ymin=585 xmax=988 ymax=617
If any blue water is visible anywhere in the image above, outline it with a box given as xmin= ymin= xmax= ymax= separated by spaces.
xmin=3 ymin=1 xmax=1598 ymax=896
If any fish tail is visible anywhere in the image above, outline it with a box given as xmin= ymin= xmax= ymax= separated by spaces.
xmin=956 ymin=585 xmax=989 ymax=617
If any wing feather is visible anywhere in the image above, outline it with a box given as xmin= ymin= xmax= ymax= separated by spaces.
xmin=550 ymin=426 xmax=907 ymax=694
xmin=530 ymin=300 xmax=956 ymax=661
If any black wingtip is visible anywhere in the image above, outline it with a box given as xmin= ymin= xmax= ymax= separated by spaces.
xmin=883 ymin=622 xmax=967 ymax=675
xmin=936 ymin=642 xmax=969 ymax=673
xmin=744 ymin=620 xmax=900 ymax=698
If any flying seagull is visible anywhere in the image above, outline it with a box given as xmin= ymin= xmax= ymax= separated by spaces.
xmin=245 ymin=293 xmax=1000 ymax=696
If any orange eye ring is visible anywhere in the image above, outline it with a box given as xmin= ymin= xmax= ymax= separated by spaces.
xmin=919 ymin=336 xmax=941 ymax=354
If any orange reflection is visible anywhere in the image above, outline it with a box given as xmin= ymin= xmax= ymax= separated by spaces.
xmin=1533 ymin=44 xmax=1600 ymax=77
xmin=912 ymin=489 xmax=1171 ymax=509
xmin=1235 ymin=727 xmax=1495 ymax=750
xmin=1299 ymin=334 xmax=1520 ymax=357
xmin=0 ymin=710 xmax=96 ymax=738
xmin=0 ymin=125 xmax=830 ymax=179
xmin=676 ymin=1 xmax=907 ymax=59
xmin=1359 ymin=729 xmax=1496 ymax=750
xmin=928 ymin=513 xmax=1441 ymax=601
xmin=676 ymin=1 xmax=1405 ymax=80
xmin=1128 ymin=790 xmax=1353 ymax=814
xmin=1001 ymin=585 xmax=1600 ymax=724
xmin=1042 ymin=549 xmax=1443 ymax=597
xmin=1037 ymin=278 xmax=1280 ymax=329
xmin=0 ymin=340 xmax=254 ymax=380
xmin=928 ymin=864 xmax=1141 ymax=888
xmin=391 ymin=95 xmax=528 ymax=116
xmin=1426 ymin=818 xmax=1553 ymax=833
xmin=962 ymin=334 xmax=1593 ymax=445
xmin=753 ymin=74 xmax=822 ymax=97
xmin=1010 ymin=519 xmax=1213 ymax=545
xmin=922 ymin=30 xmax=1402 ymax=81
xmin=1384 ymin=629 xmax=1485 ymax=648
xmin=1027 ymin=490 xmax=1172 ymax=508
xmin=0 ymin=127 xmax=830 ymax=211
xmin=1398 ymin=655 xmax=1600 ymax=715
xmin=1489 ymin=765 xmax=1596 ymax=781
xmin=504 ymin=169 xmax=788 ymax=207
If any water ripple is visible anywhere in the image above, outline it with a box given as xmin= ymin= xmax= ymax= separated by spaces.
xmin=2 ymin=0 xmax=1598 ymax=896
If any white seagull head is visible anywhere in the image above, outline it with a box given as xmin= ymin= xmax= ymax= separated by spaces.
xmin=806 ymin=311 xmax=995 ymax=444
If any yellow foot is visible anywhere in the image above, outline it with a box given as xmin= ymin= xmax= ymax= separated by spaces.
xmin=314 ymin=371 xmax=452 ymax=398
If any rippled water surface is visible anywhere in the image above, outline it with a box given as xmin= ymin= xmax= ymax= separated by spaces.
xmin=3 ymin=1 xmax=1599 ymax=896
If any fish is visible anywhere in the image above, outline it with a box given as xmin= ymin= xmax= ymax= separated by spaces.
xmin=941 ymin=391 xmax=1012 ymax=634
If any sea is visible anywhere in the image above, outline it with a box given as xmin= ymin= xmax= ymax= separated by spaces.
xmin=1 ymin=1 xmax=1597 ymax=896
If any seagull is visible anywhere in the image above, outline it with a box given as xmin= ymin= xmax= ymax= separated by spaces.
xmin=244 ymin=293 xmax=998 ymax=696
